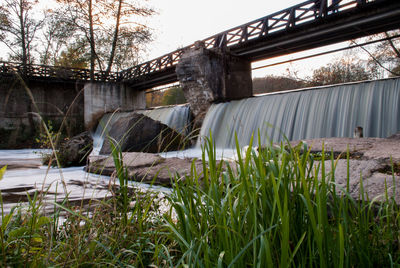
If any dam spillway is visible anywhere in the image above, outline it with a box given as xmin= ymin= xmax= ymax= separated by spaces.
xmin=199 ymin=77 xmax=400 ymax=148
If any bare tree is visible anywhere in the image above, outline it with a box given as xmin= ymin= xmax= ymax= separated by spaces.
xmin=38 ymin=11 xmax=76 ymax=65
xmin=0 ymin=0 xmax=43 ymax=68
xmin=352 ymin=30 xmax=400 ymax=78
xmin=54 ymin=0 xmax=154 ymax=80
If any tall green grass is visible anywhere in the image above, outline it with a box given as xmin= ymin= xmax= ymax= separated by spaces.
xmin=166 ymin=135 xmax=400 ymax=267
xmin=1 ymin=134 xmax=400 ymax=266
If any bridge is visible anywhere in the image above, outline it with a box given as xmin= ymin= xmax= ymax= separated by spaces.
xmin=1 ymin=0 xmax=399 ymax=90
xmin=1 ymin=0 xmax=399 ymax=147
xmin=121 ymin=0 xmax=400 ymax=90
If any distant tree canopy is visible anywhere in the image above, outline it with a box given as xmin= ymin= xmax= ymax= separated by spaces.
xmin=253 ymin=75 xmax=305 ymax=94
xmin=146 ymin=86 xmax=187 ymax=107
xmin=254 ymin=55 xmax=378 ymax=94
xmin=307 ymin=58 xmax=373 ymax=87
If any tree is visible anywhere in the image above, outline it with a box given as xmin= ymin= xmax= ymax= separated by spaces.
xmin=38 ymin=11 xmax=76 ymax=65
xmin=0 ymin=0 xmax=43 ymax=67
xmin=54 ymin=42 xmax=88 ymax=68
xmin=253 ymin=75 xmax=305 ymax=94
xmin=352 ymin=30 xmax=400 ymax=78
xmin=307 ymin=58 xmax=372 ymax=86
xmin=161 ymin=87 xmax=186 ymax=105
xmin=54 ymin=0 xmax=154 ymax=79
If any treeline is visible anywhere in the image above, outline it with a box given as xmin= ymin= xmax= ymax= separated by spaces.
xmin=146 ymin=86 xmax=186 ymax=107
xmin=0 ymin=0 xmax=154 ymax=79
xmin=254 ymin=34 xmax=400 ymax=94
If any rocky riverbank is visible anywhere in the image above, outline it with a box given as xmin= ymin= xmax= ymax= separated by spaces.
xmin=86 ymin=135 xmax=400 ymax=202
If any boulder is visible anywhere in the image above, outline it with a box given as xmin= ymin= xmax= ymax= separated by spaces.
xmin=86 ymin=152 xmax=204 ymax=186
xmin=58 ymin=131 xmax=93 ymax=167
xmin=388 ymin=131 xmax=400 ymax=140
xmin=99 ymin=113 xmax=186 ymax=155
xmin=290 ymin=137 xmax=400 ymax=203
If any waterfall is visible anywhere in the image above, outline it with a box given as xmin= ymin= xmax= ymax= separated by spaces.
xmin=137 ymin=104 xmax=191 ymax=135
xmin=92 ymin=104 xmax=191 ymax=154
xmin=199 ymin=77 xmax=400 ymax=148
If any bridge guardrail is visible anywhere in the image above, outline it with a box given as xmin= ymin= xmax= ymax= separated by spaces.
xmin=0 ymin=0 xmax=388 ymax=84
xmin=0 ymin=61 xmax=120 ymax=82
xmin=120 ymin=0 xmax=378 ymax=81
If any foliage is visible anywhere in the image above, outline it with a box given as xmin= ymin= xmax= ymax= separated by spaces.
xmin=35 ymin=120 xmax=59 ymax=149
xmin=0 ymin=0 xmax=43 ymax=66
xmin=253 ymin=75 xmax=305 ymax=94
xmin=54 ymin=42 xmax=89 ymax=69
xmin=146 ymin=86 xmax=187 ymax=107
xmin=39 ymin=12 xmax=83 ymax=66
xmin=0 ymin=188 xmax=173 ymax=266
xmin=1 ymin=137 xmax=400 ymax=266
xmin=307 ymin=57 xmax=373 ymax=86
xmin=0 ymin=165 xmax=6 ymax=180
xmin=354 ymin=30 xmax=400 ymax=78
xmin=166 ymin=136 xmax=400 ymax=267
xmin=161 ymin=86 xmax=186 ymax=106
xmin=146 ymin=89 xmax=164 ymax=107
xmin=0 ymin=0 xmax=154 ymax=75
xmin=53 ymin=0 xmax=155 ymax=77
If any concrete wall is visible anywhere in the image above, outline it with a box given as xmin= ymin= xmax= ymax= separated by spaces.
xmin=0 ymin=78 xmax=85 ymax=148
xmin=176 ymin=43 xmax=253 ymax=127
xmin=84 ymin=82 xmax=145 ymax=129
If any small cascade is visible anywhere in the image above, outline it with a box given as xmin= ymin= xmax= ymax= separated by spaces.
xmin=199 ymin=77 xmax=400 ymax=148
xmin=91 ymin=105 xmax=191 ymax=154
xmin=137 ymin=104 xmax=191 ymax=135
xmin=92 ymin=112 xmax=131 ymax=155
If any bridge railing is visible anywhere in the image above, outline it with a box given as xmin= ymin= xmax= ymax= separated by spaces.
xmin=0 ymin=0 xmax=384 ymax=84
xmin=120 ymin=0 xmax=377 ymax=81
xmin=0 ymin=61 xmax=120 ymax=82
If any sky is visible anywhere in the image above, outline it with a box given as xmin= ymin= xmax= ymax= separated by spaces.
xmin=145 ymin=0 xmax=350 ymax=79
xmin=0 ymin=0 xmax=352 ymax=79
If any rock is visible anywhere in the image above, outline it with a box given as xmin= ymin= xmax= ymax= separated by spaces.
xmin=290 ymin=137 xmax=400 ymax=203
xmin=58 ymin=131 xmax=93 ymax=167
xmin=86 ymin=152 xmax=204 ymax=186
xmin=320 ymin=159 xmax=400 ymax=203
xmin=0 ymin=158 xmax=42 ymax=169
xmin=291 ymin=137 xmax=400 ymax=162
xmin=99 ymin=113 xmax=186 ymax=155
xmin=388 ymin=131 xmax=400 ymax=140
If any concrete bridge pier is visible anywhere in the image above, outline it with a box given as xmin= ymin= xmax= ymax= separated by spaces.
xmin=84 ymin=82 xmax=145 ymax=129
xmin=176 ymin=42 xmax=253 ymax=128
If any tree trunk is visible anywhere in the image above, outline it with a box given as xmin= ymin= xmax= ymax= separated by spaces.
xmin=104 ymin=0 xmax=122 ymax=78
xmin=19 ymin=0 xmax=28 ymax=73
xmin=88 ymin=0 xmax=96 ymax=80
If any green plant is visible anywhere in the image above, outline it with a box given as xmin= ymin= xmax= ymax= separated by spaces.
xmin=0 ymin=166 xmax=6 ymax=180
xmin=165 ymin=135 xmax=400 ymax=267
xmin=35 ymin=120 xmax=60 ymax=149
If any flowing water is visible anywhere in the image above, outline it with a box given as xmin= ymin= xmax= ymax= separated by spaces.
xmin=2 ymin=78 xmax=400 ymax=213
xmin=0 ymin=150 xmax=170 ymax=214
xmin=199 ymin=77 xmax=400 ymax=148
